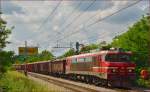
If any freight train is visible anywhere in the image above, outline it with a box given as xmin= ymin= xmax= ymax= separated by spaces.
xmin=14 ymin=48 xmax=136 ymax=88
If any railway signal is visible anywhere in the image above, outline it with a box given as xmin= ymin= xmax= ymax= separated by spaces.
xmin=75 ymin=42 xmax=84 ymax=54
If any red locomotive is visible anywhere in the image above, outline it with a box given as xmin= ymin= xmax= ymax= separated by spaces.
xmin=14 ymin=48 xmax=136 ymax=88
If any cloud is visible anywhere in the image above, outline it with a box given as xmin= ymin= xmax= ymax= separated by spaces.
xmin=105 ymin=3 xmax=146 ymax=24
xmin=1 ymin=1 xmax=25 ymax=14
xmin=1 ymin=0 xmax=147 ymax=56
xmin=71 ymin=0 xmax=114 ymax=12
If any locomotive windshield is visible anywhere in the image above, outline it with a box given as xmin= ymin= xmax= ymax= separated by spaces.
xmin=105 ymin=54 xmax=131 ymax=62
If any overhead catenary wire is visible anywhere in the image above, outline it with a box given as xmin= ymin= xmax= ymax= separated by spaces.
xmin=54 ymin=0 xmax=96 ymax=36
xmin=45 ymin=0 xmax=141 ymax=50
xmin=13 ymin=0 xmax=62 ymax=49
xmin=43 ymin=0 xmax=141 ymax=51
xmin=37 ymin=0 xmax=62 ymax=31
xmin=59 ymin=1 xmax=82 ymax=31
xmin=54 ymin=0 xmax=141 ymax=44
xmin=27 ymin=0 xmax=62 ymax=39
xmin=41 ymin=0 xmax=96 ymax=45
xmin=81 ymin=29 xmax=127 ymax=45
xmin=34 ymin=0 xmax=95 ymax=43
xmin=40 ymin=1 xmax=82 ymax=44
xmin=80 ymin=19 xmax=133 ymax=45
xmin=79 ymin=0 xmax=140 ymax=45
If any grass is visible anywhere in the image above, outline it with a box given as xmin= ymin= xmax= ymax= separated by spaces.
xmin=0 ymin=71 xmax=52 ymax=92
xmin=0 ymin=71 xmax=149 ymax=92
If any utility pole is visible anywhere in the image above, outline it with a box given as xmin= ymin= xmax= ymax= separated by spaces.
xmin=56 ymin=40 xmax=59 ymax=47
xmin=70 ymin=42 xmax=73 ymax=49
xmin=75 ymin=42 xmax=84 ymax=54
xmin=25 ymin=41 xmax=27 ymax=54
xmin=24 ymin=41 xmax=28 ymax=76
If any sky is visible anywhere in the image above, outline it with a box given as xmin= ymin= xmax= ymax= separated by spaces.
xmin=1 ymin=0 xmax=149 ymax=56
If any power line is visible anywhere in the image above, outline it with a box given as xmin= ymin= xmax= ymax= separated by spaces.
xmin=60 ymin=1 xmax=82 ymax=30
xmin=41 ymin=0 xmax=141 ymax=51
xmin=55 ymin=0 xmax=96 ymax=38
xmin=79 ymin=1 xmax=140 ymax=44
xmin=81 ymin=30 xmax=123 ymax=45
xmin=81 ymin=20 xmax=132 ymax=45
xmin=60 ymin=0 xmax=141 ymax=41
xmin=41 ymin=0 xmax=96 ymax=47
xmin=45 ymin=1 xmax=82 ymax=43
xmin=37 ymin=0 xmax=62 ymax=32
xmin=56 ymin=0 xmax=141 ymax=43
xmin=27 ymin=0 xmax=62 ymax=39
xmin=62 ymin=0 xmax=96 ymax=30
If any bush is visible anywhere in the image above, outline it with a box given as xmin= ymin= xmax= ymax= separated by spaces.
xmin=136 ymin=78 xmax=150 ymax=88
xmin=0 ymin=51 xmax=14 ymax=75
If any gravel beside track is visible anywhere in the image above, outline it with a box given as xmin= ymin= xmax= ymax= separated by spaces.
xmin=28 ymin=72 xmax=121 ymax=92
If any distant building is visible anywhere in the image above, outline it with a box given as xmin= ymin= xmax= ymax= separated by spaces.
xmin=18 ymin=47 xmax=38 ymax=55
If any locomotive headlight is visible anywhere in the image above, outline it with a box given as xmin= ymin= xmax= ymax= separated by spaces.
xmin=112 ymin=69 xmax=116 ymax=73
xmin=128 ymin=69 xmax=132 ymax=72
xmin=127 ymin=67 xmax=135 ymax=73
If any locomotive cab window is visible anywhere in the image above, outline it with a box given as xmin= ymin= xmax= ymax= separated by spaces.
xmin=119 ymin=54 xmax=131 ymax=62
xmin=105 ymin=54 xmax=131 ymax=62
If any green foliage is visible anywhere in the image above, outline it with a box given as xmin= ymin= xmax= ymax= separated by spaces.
xmin=0 ymin=17 xmax=12 ymax=48
xmin=80 ymin=44 xmax=99 ymax=53
xmin=136 ymin=78 xmax=150 ymax=88
xmin=40 ymin=50 xmax=54 ymax=60
xmin=14 ymin=50 xmax=54 ymax=63
xmin=0 ymin=71 xmax=51 ymax=92
xmin=111 ymin=16 xmax=150 ymax=68
xmin=0 ymin=51 xmax=14 ymax=74
xmin=0 ymin=14 xmax=14 ymax=75
xmin=59 ymin=49 xmax=76 ymax=58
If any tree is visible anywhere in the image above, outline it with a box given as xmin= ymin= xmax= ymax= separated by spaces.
xmin=80 ymin=44 xmax=99 ymax=53
xmin=0 ymin=14 xmax=12 ymax=49
xmin=111 ymin=15 xmax=150 ymax=68
xmin=0 ymin=12 xmax=14 ymax=75
xmin=14 ymin=50 xmax=54 ymax=63
xmin=59 ymin=49 xmax=76 ymax=58
xmin=40 ymin=50 xmax=54 ymax=60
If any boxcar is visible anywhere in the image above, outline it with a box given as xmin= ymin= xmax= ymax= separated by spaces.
xmin=51 ymin=59 xmax=66 ymax=76
xmin=40 ymin=61 xmax=50 ymax=74
xmin=27 ymin=64 xmax=32 ymax=72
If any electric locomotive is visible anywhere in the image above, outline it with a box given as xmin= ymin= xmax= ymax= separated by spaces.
xmin=66 ymin=48 xmax=136 ymax=87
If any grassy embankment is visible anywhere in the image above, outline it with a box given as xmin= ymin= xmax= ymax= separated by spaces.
xmin=0 ymin=71 xmax=52 ymax=92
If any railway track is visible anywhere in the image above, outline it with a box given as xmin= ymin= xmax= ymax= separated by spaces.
xmin=28 ymin=72 xmax=118 ymax=92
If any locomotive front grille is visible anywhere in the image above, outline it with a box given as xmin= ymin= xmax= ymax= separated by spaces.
xmin=119 ymin=67 xmax=126 ymax=75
